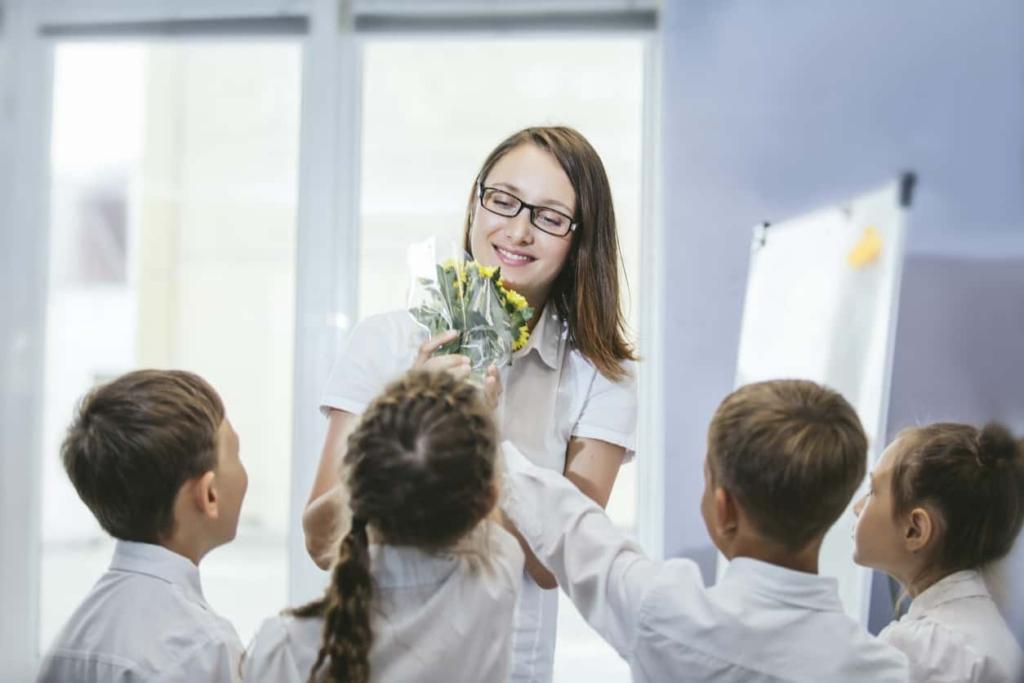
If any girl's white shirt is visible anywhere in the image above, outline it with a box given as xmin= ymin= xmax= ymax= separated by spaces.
xmin=245 ymin=522 xmax=525 ymax=683
xmin=319 ymin=307 xmax=638 ymax=682
xmin=879 ymin=570 xmax=1024 ymax=683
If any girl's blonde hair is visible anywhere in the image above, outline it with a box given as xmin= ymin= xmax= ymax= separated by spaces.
xmin=293 ymin=369 xmax=498 ymax=683
xmin=463 ymin=126 xmax=637 ymax=381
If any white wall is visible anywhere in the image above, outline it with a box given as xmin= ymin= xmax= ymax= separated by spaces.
xmin=0 ymin=0 xmax=52 ymax=674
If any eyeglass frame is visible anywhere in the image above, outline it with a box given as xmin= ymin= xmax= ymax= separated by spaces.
xmin=476 ymin=183 xmax=578 ymax=237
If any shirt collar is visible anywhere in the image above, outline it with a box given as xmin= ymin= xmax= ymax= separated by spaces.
xmin=512 ymin=305 xmax=563 ymax=370
xmin=908 ymin=569 xmax=990 ymax=619
xmin=721 ymin=557 xmax=844 ymax=612
xmin=369 ymin=544 xmax=460 ymax=589
xmin=109 ymin=540 xmax=208 ymax=608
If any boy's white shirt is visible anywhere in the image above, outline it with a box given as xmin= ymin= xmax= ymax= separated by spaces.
xmin=501 ymin=442 xmax=911 ymax=683
xmin=244 ymin=521 xmax=525 ymax=683
xmin=879 ymin=569 xmax=1023 ymax=683
xmin=37 ymin=540 xmax=243 ymax=683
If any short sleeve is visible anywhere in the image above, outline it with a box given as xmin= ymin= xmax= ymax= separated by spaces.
xmin=320 ymin=311 xmax=425 ymax=416
xmin=571 ymin=359 xmax=638 ymax=459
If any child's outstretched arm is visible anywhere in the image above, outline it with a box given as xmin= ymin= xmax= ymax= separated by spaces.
xmin=500 ymin=442 xmax=662 ymax=659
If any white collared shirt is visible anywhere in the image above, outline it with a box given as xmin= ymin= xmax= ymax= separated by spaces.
xmin=879 ymin=570 xmax=1023 ymax=683
xmin=37 ymin=541 xmax=243 ymax=683
xmin=501 ymin=443 xmax=910 ymax=683
xmin=320 ymin=307 xmax=637 ymax=682
xmin=244 ymin=522 xmax=524 ymax=683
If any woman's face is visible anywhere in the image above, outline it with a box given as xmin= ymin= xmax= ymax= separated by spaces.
xmin=469 ymin=143 xmax=576 ymax=312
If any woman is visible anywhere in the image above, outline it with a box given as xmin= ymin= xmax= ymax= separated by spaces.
xmin=304 ymin=126 xmax=638 ymax=682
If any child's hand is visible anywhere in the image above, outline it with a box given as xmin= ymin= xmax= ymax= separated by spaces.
xmin=483 ymin=365 xmax=502 ymax=412
xmin=413 ymin=330 xmax=471 ymax=380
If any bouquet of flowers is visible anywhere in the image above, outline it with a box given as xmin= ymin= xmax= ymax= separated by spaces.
xmin=409 ymin=254 xmax=534 ymax=377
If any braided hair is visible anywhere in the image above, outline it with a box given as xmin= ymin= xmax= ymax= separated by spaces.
xmin=293 ymin=369 xmax=499 ymax=683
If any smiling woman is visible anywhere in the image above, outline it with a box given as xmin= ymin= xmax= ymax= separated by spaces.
xmin=305 ymin=125 xmax=638 ymax=683
xmin=303 ymin=35 xmax=647 ymax=683
xmin=466 ymin=128 xmax=635 ymax=383
xmin=471 ymin=144 xmax=575 ymax=327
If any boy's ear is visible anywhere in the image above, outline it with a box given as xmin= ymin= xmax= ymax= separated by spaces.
xmin=190 ymin=471 xmax=219 ymax=520
xmin=904 ymin=506 xmax=935 ymax=554
xmin=714 ymin=487 xmax=739 ymax=539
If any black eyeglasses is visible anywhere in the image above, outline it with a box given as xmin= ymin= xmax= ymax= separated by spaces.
xmin=477 ymin=184 xmax=577 ymax=237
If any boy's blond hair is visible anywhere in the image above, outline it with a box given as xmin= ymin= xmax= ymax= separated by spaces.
xmin=707 ymin=379 xmax=867 ymax=550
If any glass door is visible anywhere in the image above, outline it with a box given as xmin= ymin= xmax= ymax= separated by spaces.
xmin=40 ymin=38 xmax=302 ymax=649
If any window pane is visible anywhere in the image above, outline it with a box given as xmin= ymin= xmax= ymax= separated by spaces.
xmin=41 ymin=41 xmax=301 ymax=651
xmin=359 ymin=37 xmax=645 ymax=683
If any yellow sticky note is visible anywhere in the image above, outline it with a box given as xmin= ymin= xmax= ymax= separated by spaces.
xmin=848 ymin=226 xmax=882 ymax=268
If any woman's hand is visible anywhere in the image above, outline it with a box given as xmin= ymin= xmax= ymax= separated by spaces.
xmin=413 ymin=330 xmax=471 ymax=380
xmin=414 ymin=332 xmax=502 ymax=411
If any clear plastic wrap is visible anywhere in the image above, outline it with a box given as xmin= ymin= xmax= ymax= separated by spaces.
xmin=408 ymin=241 xmax=534 ymax=378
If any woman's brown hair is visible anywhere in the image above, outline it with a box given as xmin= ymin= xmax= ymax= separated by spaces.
xmin=294 ymin=370 xmax=499 ymax=683
xmin=463 ymin=126 xmax=637 ymax=381
xmin=889 ymin=421 xmax=1024 ymax=573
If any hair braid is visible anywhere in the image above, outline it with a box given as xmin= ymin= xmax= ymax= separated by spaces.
xmin=307 ymin=518 xmax=373 ymax=683
xmin=293 ymin=369 xmax=499 ymax=681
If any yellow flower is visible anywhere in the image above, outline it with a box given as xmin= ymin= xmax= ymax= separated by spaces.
xmin=505 ymin=289 xmax=528 ymax=311
xmin=512 ymin=324 xmax=530 ymax=351
xmin=477 ymin=264 xmax=498 ymax=279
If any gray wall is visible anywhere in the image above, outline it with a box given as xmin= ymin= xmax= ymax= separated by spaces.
xmin=871 ymin=256 xmax=1024 ymax=637
xmin=658 ymin=0 xmax=1024 ymax=637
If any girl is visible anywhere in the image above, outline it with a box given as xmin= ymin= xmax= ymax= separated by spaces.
xmin=246 ymin=370 xmax=524 ymax=682
xmin=304 ymin=126 xmax=638 ymax=682
xmin=853 ymin=421 xmax=1024 ymax=683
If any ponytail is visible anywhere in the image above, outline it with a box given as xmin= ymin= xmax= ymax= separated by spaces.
xmin=304 ymin=518 xmax=374 ymax=683
xmin=891 ymin=422 xmax=1024 ymax=572
xmin=978 ymin=422 xmax=1020 ymax=468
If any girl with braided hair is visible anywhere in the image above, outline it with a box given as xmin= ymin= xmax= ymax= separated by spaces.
xmin=853 ymin=421 xmax=1024 ymax=682
xmin=246 ymin=370 xmax=524 ymax=682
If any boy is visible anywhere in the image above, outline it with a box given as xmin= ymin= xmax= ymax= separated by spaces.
xmin=501 ymin=379 xmax=909 ymax=682
xmin=38 ymin=370 xmax=248 ymax=682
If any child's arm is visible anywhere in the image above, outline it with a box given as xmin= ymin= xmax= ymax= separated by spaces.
xmin=500 ymin=442 xmax=659 ymax=659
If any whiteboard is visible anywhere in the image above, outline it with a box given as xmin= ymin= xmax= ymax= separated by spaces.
xmin=727 ymin=177 xmax=910 ymax=624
